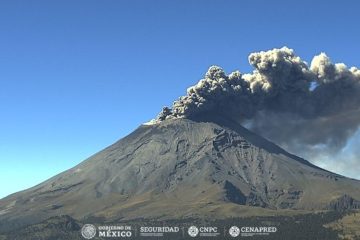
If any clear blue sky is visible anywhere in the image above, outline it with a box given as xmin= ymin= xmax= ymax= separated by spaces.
xmin=1 ymin=0 xmax=359 ymax=199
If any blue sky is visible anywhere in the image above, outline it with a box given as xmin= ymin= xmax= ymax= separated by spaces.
xmin=0 ymin=0 xmax=359 ymax=198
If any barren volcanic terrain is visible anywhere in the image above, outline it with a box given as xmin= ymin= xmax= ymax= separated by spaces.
xmin=1 ymin=116 xmax=360 ymax=239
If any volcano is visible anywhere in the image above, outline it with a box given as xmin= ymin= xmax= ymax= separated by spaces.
xmin=1 ymin=116 xmax=360 ymax=234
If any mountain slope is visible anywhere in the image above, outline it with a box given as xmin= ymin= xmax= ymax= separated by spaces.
xmin=1 ymin=117 xmax=360 ymax=233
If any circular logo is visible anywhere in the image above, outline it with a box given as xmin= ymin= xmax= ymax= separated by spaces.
xmin=81 ymin=224 xmax=97 ymax=239
xmin=188 ymin=226 xmax=199 ymax=237
xmin=229 ymin=226 xmax=240 ymax=237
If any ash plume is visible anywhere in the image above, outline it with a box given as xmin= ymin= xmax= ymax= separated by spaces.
xmin=157 ymin=47 xmax=360 ymax=159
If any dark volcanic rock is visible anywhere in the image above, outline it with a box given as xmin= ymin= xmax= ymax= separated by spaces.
xmin=327 ymin=194 xmax=360 ymax=211
xmin=224 ymin=180 xmax=247 ymax=204
xmin=0 ymin=117 xmax=360 ymax=233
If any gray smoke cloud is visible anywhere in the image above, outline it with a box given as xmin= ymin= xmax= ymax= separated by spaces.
xmin=156 ymin=47 xmax=360 ymax=172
